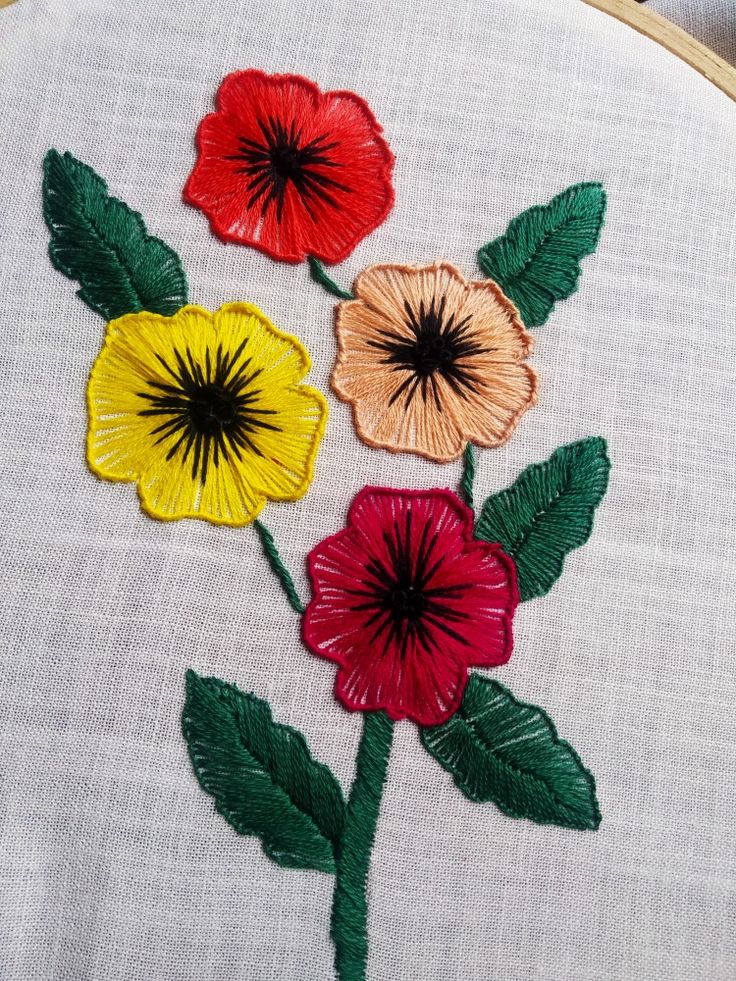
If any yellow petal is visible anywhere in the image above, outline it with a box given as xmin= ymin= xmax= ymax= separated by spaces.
xmin=87 ymin=303 xmax=327 ymax=526
xmin=87 ymin=307 xmax=214 ymax=481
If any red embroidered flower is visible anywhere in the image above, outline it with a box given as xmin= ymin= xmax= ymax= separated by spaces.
xmin=184 ymin=70 xmax=395 ymax=264
xmin=303 ymin=487 xmax=518 ymax=726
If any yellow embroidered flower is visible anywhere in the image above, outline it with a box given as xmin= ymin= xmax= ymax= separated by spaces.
xmin=332 ymin=261 xmax=538 ymax=462
xmin=87 ymin=303 xmax=328 ymax=526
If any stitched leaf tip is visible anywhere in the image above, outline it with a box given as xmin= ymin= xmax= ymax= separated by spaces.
xmin=182 ymin=670 xmax=345 ymax=873
xmin=475 ymin=436 xmax=611 ymax=600
xmin=420 ymin=675 xmax=601 ymax=830
xmin=478 ymin=182 xmax=606 ymax=328
xmin=42 ymin=148 xmax=188 ymax=321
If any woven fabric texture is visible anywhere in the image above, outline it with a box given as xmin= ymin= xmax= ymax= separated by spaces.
xmin=1 ymin=0 xmax=735 ymax=978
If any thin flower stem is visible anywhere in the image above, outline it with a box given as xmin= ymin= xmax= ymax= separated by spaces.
xmin=253 ymin=519 xmax=305 ymax=615
xmin=331 ymin=711 xmax=394 ymax=981
xmin=308 ymin=255 xmax=354 ymax=301
xmin=461 ymin=442 xmax=476 ymax=511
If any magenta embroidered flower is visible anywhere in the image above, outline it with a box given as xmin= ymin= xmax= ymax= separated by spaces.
xmin=303 ymin=486 xmax=518 ymax=726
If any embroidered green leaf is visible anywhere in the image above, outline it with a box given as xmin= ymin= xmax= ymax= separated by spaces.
xmin=475 ymin=437 xmax=610 ymax=600
xmin=182 ymin=671 xmax=345 ymax=873
xmin=42 ymin=149 xmax=188 ymax=320
xmin=421 ymin=675 xmax=600 ymax=830
xmin=478 ymin=182 xmax=606 ymax=328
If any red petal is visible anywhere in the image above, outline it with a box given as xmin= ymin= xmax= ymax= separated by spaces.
xmin=184 ymin=70 xmax=394 ymax=263
xmin=335 ymin=642 xmax=469 ymax=726
xmin=304 ymin=487 xmax=518 ymax=726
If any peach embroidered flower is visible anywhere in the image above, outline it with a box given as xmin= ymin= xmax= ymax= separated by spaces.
xmin=331 ymin=262 xmax=538 ymax=462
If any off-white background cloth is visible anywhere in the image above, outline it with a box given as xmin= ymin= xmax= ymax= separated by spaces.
xmin=1 ymin=0 xmax=735 ymax=978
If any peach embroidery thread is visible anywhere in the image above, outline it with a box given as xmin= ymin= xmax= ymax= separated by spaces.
xmin=331 ymin=261 xmax=538 ymax=463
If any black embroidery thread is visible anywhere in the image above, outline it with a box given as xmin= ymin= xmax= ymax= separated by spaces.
xmin=367 ymin=296 xmax=486 ymax=410
xmin=138 ymin=340 xmax=280 ymax=484
xmin=227 ymin=117 xmax=351 ymax=222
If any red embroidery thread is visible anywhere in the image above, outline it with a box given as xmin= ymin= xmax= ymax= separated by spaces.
xmin=302 ymin=486 xmax=519 ymax=727
xmin=184 ymin=69 xmax=395 ymax=264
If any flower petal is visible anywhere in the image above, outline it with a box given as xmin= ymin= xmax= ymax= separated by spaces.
xmin=351 ymin=261 xmax=467 ymax=330
xmin=303 ymin=487 xmax=518 ymax=725
xmin=460 ymin=280 xmax=534 ymax=359
xmin=184 ymin=70 xmax=394 ymax=263
xmin=446 ymin=362 xmax=538 ymax=449
xmin=335 ymin=645 xmax=468 ymax=726
xmin=87 ymin=306 xmax=213 ymax=481
xmin=88 ymin=303 xmax=326 ymax=526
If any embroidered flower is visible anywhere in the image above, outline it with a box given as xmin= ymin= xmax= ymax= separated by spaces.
xmin=184 ymin=70 xmax=395 ymax=264
xmin=332 ymin=261 xmax=538 ymax=462
xmin=87 ymin=303 xmax=327 ymax=526
xmin=303 ymin=487 xmax=518 ymax=726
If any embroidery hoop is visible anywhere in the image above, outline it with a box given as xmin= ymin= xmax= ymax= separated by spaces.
xmin=584 ymin=0 xmax=736 ymax=101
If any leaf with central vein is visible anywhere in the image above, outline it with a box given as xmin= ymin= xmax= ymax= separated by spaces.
xmin=183 ymin=671 xmax=345 ymax=873
xmin=475 ymin=437 xmax=610 ymax=600
xmin=420 ymin=675 xmax=600 ymax=830
xmin=478 ymin=182 xmax=606 ymax=328
xmin=43 ymin=149 xmax=188 ymax=320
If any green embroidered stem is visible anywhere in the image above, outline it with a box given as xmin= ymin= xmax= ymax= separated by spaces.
xmin=332 ymin=711 xmax=394 ymax=981
xmin=461 ymin=442 xmax=476 ymax=510
xmin=253 ymin=519 xmax=305 ymax=615
xmin=308 ymin=256 xmax=354 ymax=301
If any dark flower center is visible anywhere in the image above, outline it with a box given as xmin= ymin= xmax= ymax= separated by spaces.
xmin=368 ymin=295 xmax=488 ymax=411
xmin=269 ymin=142 xmax=303 ymax=183
xmin=410 ymin=332 xmax=457 ymax=378
xmin=226 ymin=116 xmax=351 ymax=223
xmin=389 ymin=583 xmax=426 ymax=621
xmin=350 ymin=508 xmax=469 ymax=659
xmin=189 ymin=383 xmax=239 ymax=436
xmin=136 ymin=340 xmax=281 ymax=485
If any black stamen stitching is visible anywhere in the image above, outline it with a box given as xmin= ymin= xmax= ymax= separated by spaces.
xmin=349 ymin=507 xmax=468 ymax=659
xmin=137 ymin=340 xmax=282 ymax=485
xmin=225 ymin=115 xmax=351 ymax=223
xmin=367 ymin=295 xmax=488 ymax=411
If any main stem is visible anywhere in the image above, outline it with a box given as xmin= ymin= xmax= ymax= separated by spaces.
xmin=332 ymin=711 xmax=394 ymax=981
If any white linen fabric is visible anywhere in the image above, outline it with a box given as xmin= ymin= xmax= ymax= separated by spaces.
xmin=1 ymin=0 xmax=735 ymax=978
xmin=650 ymin=0 xmax=736 ymax=65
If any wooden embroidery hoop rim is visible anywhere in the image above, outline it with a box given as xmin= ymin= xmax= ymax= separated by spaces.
xmin=584 ymin=0 xmax=736 ymax=102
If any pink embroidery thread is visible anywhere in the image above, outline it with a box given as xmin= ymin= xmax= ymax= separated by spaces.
xmin=302 ymin=486 xmax=519 ymax=727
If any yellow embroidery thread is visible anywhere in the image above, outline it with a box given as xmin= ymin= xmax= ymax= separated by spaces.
xmin=87 ymin=302 xmax=328 ymax=526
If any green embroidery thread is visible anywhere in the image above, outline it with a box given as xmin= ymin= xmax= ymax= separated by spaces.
xmin=421 ymin=675 xmax=600 ymax=830
xmin=43 ymin=149 xmax=188 ymax=321
xmin=478 ymin=182 xmax=606 ymax=328
xmin=461 ymin=442 xmax=476 ymax=511
xmin=332 ymin=711 xmax=394 ymax=981
xmin=475 ymin=437 xmax=611 ymax=600
xmin=183 ymin=673 xmax=394 ymax=981
xmin=183 ymin=671 xmax=345 ymax=873
xmin=253 ymin=519 xmax=305 ymax=614
xmin=40 ymin=134 xmax=613 ymax=981
xmin=308 ymin=255 xmax=355 ymax=300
